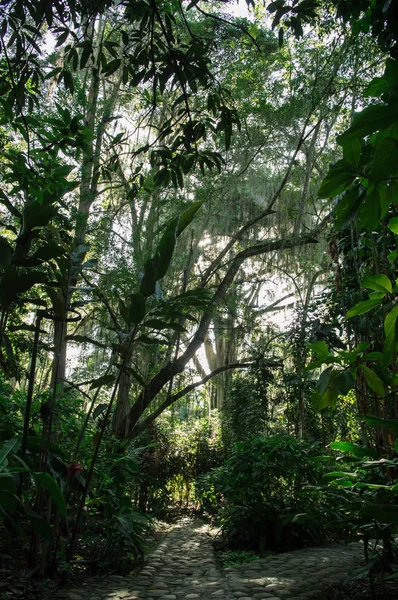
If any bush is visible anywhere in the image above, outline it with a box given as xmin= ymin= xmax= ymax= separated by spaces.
xmin=197 ymin=435 xmax=337 ymax=552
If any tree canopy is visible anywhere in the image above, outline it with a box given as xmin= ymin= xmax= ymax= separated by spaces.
xmin=1 ymin=0 xmax=398 ymax=590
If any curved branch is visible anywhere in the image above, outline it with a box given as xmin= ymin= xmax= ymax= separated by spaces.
xmin=125 ymin=231 xmax=320 ymax=435
xmin=129 ymin=361 xmax=255 ymax=439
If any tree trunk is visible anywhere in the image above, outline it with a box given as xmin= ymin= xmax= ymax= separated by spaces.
xmin=122 ymin=232 xmax=320 ymax=438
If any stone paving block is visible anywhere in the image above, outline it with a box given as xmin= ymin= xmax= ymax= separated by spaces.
xmin=54 ymin=517 xmax=363 ymax=600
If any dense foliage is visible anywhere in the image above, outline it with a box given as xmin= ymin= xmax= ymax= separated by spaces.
xmin=1 ymin=1 xmax=398 ymax=596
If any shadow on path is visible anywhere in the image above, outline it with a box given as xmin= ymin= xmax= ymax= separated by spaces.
xmin=55 ymin=517 xmax=362 ymax=600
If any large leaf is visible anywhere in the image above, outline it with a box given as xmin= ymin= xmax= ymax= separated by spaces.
xmin=339 ymin=104 xmax=398 ymax=142
xmin=330 ymin=441 xmax=378 ymax=459
xmin=318 ymin=163 xmax=355 ymax=198
xmin=0 ymin=270 xmax=47 ymax=308
xmin=65 ymin=334 xmax=108 ymax=349
xmin=89 ymin=374 xmax=116 ymax=390
xmin=155 ymin=225 xmax=177 ymax=280
xmin=335 ymin=370 xmax=355 ymax=395
xmin=176 ymin=201 xmax=204 ymax=236
xmin=0 ymin=437 xmax=21 ymax=467
xmin=26 ymin=437 xmax=69 ymax=460
xmin=140 ymin=202 xmax=204 ymax=296
xmin=388 ymin=216 xmax=398 ymax=234
xmin=359 ymin=364 xmax=385 ymax=397
xmin=22 ymin=200 xmax=58 ymax=232
xmin=119 ymin=293 xmax=146 ymax=325
xmin=140 ymin=257 xmax=157 ymax=297
xmin=342 ymin=137 xmax=362 ymax=167
xmin=383 ymin=304 xmax=398 ymax=363
xmin=307 ymin=341 xmax=329 ymax=358
xmin=361 ymin=274 xmax=392 ymax=294
xmin=316 ymin=367 xmax=332 ymax=395
xmin=370 ymin=137 xmax=398 ymax=182
xmin=358 ymin=185 xmax=381 ymax=231
xmin=334 ymin=185 xmax=364 ymax=230
xmin=33 ymin=472 xmax=67 ymax=517
xmin=128 ymin=293 xmax=146 ymax=324
xmin=323 ymin=471 xmax=358 ymax=481
xmin=144 ymin=319 xmax=186 ymax=332
xmin=25 ymin=506 xmax=53 ymax=541
xmin=359 ymin=415 xmax=398 ymax=436
xmin=312 ymin=369 xmax=340 ymax=411
xmin=346 ymin=298 xmax=383 ymax=319
xmin=0 ymin=474 xmax=18 ymax=513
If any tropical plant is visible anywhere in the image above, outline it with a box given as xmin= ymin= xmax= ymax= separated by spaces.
xmin=197 ymin=435 xmax=337 ymax=552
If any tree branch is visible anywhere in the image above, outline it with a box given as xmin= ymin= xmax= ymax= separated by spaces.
xmin=129 ymin=361 xmax=255 ymax=438
xmin=125 ymin=231 xmax=320 ymax=435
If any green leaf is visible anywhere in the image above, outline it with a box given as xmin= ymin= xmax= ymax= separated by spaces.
xmin=323 ymin=471 xmax=358 ymax=480
xmin=383 ymin=304 xmax=398 ymax=363
xmin=334 ymin=185 xmax=364 ymax=230
xmin=33 ymin=472 xmax=67 ymax=517
xmin=65 ymin=334 xmax=108 ymax=349
xmin=359 ymin=364 xmax=385 ymax=397
xmin=127 ymin=293 xmax=146 ymax=325
xmin=335 ymin=370 xmax=355 ymax=395
xmin=388 ymin=217 xmax=398 ymax=234
xmin=55 ymin=29 xmax=69 ymax=48
xmin=312 ymin=370 xmax=339 ymax=411
xmin=25 ymin=507 xmax=53 ymax=541
xmin=358 ymin=185 xmax=381 ymax=231
xmin=370 ymin=138 xmax=398 ymax=182
xmin=0 ymin=474 xmax=18 ymax=513
xmin=155 ymin=226 xmax=177 ymax=280
xmin=32 ymin=243 xmax=65 ymax=263
xmin=140 ymin=201 xmax=204 ymax=295
xmin=104 ymin=58 xmax=121 ymax=75
xmin=89 ymin=374 xmax=116 ymax=390
xmin=359 ymin=415 xmax=398 ymax=435
xmin=341 ymin=137 xmax=362 ymax=167
xmin=346 ymin=298 xmax=383 ymax=319
xmin=176 ymin=201 xmax=204 ymax=236
xmin=364 ymin=76 xmax=390 ymax=98
xmin=26 ymin=437 xmax=69 ymax=460
xmin=307 ymin=341 xmax=329 ymax=358
xmin=339 ymin=105 xmax=398 ymax=142
xmin=318 ymin=164 xmax=355 ymax=199
xmin=140 ymin=257 xmax=157 ymax=297
xmin=361 ymin=274 xmax=392 ymax=293
xmin=63 ymin=69 xmax=74 ymax=93
xmin=0 ymin=270 xmax=47 ymax=308
xmin=137 ymin=335 xmax=168 ymax=346
xmin=385 ymin=58 xmax=398 ymax=86
xmin=22 ymin=201 xmax=58 ymax=231
xmin=369 ymin=292 xmax=386 ymax=300
xmin=144 ymin=319 xmax=186 ymax=332
xmin=316 ymin=367 xmax=332 ymax=395
xmin=80 ymin=42 xmax=92 ymax=69
xmin=330 ymin=441 xmax=378 ymax=459
xmin=0 ymin=437 xmax=21 ymax=466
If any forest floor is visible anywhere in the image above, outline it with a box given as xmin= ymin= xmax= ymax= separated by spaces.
xmin=2 ymin=514 xmax=397 ymax=599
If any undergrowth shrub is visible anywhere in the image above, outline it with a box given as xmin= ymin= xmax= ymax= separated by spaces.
xmin=197 ymin=435 xmax=339 ymax=552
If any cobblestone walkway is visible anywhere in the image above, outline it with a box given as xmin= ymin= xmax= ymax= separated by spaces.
xmin=56 ymin=517 xmax=363 ymax=600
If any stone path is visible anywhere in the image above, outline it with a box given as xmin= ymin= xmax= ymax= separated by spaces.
xmin=56 ymin=517 xmax=363 ymax=600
